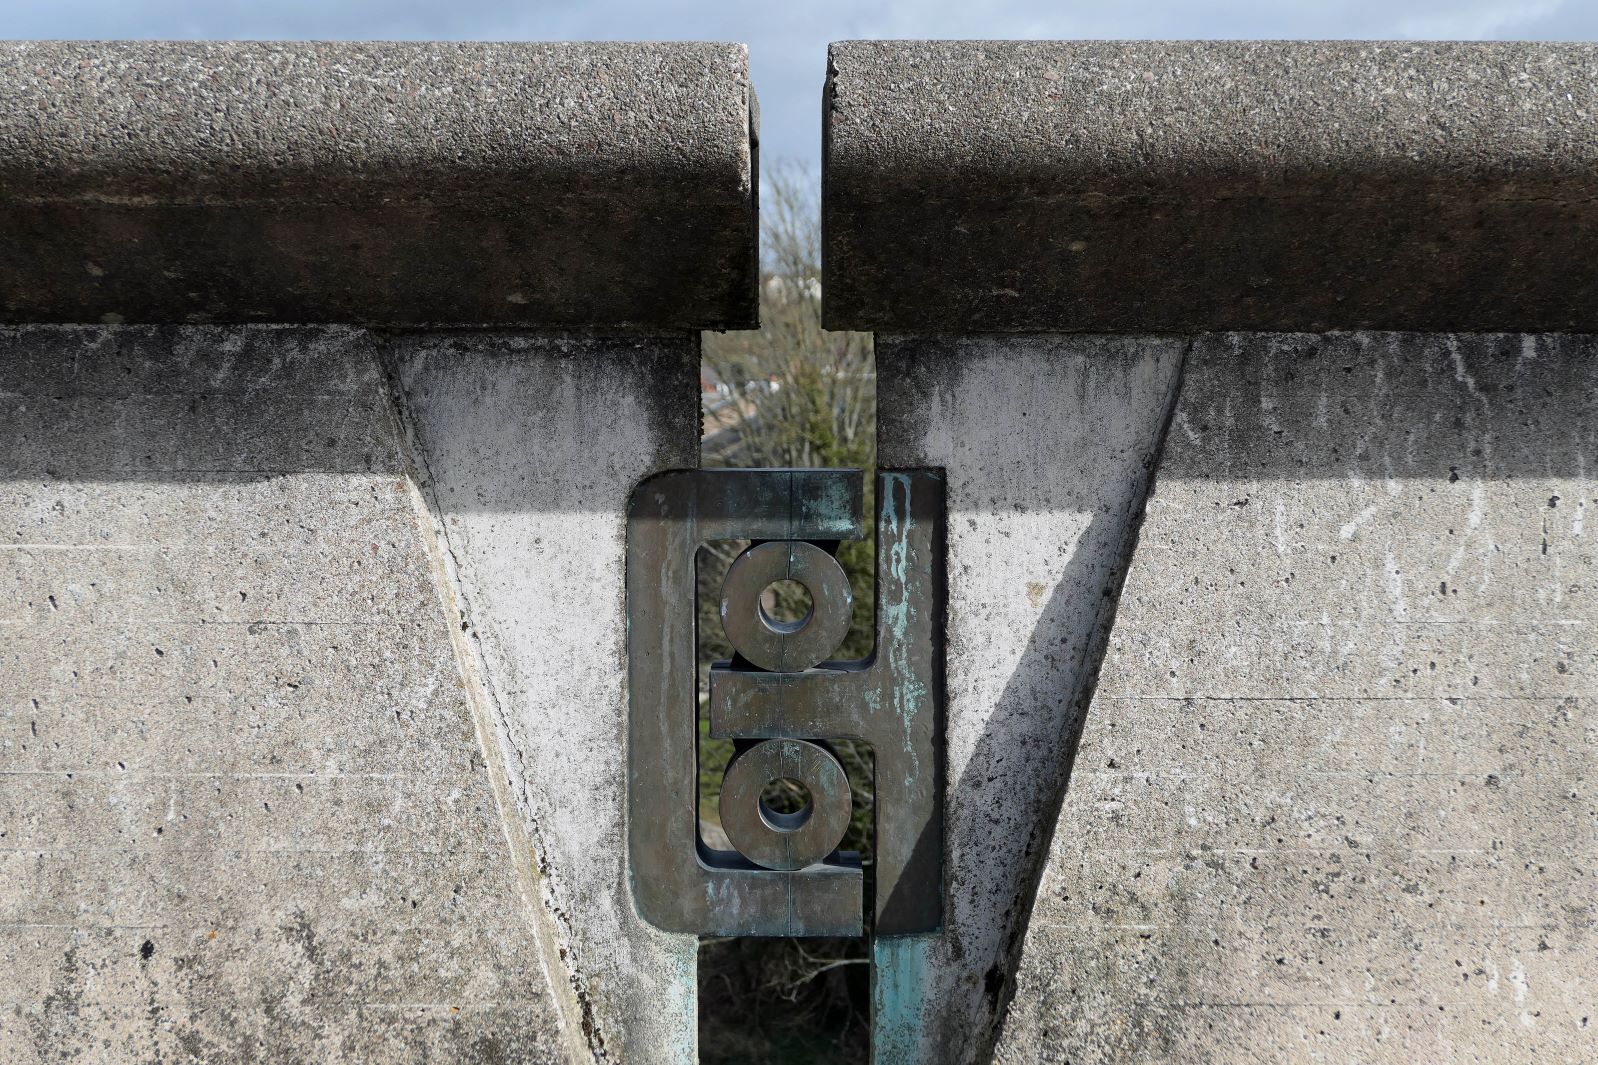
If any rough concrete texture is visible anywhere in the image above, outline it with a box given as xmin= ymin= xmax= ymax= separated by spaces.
xmin=0 ymin=41 xmax=756 ymax=328
xmin=824 ymin=41 xmax=1598 ymax=333
xmin=389 ymin=334 xmax=702 ymax=1064
xmin=0 ymin=326 xmax=577 ymax=1062
xmin=874 ymin=335 xmax=1188 ymax=1064
xmin=994 ymin=334 xmax=1598 ymax=1063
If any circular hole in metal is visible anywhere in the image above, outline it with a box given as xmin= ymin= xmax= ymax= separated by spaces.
xmin=758 ymin=776 xmax=813 ymax=831
xmin=757 ymin=579 xmax=813 ymax=635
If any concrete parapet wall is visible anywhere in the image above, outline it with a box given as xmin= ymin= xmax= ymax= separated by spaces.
xmin=0 ymin=41 xmax=757 ymax=328
xmin=825 ymin=41 xmax=1598 ymax=333
xmin=0 ymin=39 xmax=739 ymax=1064
xmin=829 ymin=39 xmax=1598 ymax=1065
xmin=6 ymin=33 xmax=1597 ymax=1065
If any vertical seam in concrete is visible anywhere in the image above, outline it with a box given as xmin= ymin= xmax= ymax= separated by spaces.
xmin=375 ymin=344 xmax=601 ymax=1065
xmin=980 ymin=336 xmax=1195 ymax=1062
xmin=743 ymin=58 xmax=761 ymax=331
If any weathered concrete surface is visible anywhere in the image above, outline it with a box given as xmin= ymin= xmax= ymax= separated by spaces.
xmin=389 ymin=334 xmax=702 ymax=1064
xmin=824 ymin=41 xmax=1598 ymax=333
xmin=996 ymin=334 xmax=1598 ymax=1064
xmin=0 ymin=41 xmax=757 ymax=328
xmin=0 ymin=326 xmax=574 ymax=1061
xmin=874 ymin=335 xmax=1187 ymax=1064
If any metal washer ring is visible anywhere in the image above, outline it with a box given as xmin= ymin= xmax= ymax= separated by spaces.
xmin=719 ymin=739 xmax=853 ymax=871
xmin=720 ymin=540 xmax=852 ymax=672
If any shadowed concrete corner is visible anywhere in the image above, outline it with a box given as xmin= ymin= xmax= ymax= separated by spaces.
xmin=995 ymin=332 xmax=1598 ymax=1063
xmin=873 ymin=336 xmax=1189 ymax=1063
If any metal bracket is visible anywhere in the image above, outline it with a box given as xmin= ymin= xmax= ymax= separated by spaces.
xmin=626 ymin=468 xmax=945 ymax=937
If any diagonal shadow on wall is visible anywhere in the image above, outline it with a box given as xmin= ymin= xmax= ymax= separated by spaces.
xmin=874 ymin=330 xmax=1598 ymax=1065
xmin=872 ymin=334 xmax=1190 ymax=1065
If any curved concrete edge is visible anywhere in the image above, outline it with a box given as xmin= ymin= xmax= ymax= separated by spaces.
xmin=823 ymin=40 xmax=1598 ymax=333
xmin=0 ymin=41 xmax=757 ymax=328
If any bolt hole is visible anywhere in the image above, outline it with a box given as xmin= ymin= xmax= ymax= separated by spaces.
xmin=758 ymin=579 xmax=814 ymax=635
xmin=759 ymin=777 xmax=813 ymax=831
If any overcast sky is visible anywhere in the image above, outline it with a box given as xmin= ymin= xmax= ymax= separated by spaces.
xmin=8 ymin=1 xmax=1597 ymax=171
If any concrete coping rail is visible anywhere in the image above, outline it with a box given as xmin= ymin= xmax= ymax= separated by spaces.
xmin=823 ymin=40 xmax=1598 ymax=334
xmin=0 ymin=40 xmax=758 ymax=328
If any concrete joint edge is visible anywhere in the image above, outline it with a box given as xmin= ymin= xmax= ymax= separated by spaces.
xmin=0 ymin=40 xmax=758 ymax=328
xmin=822 ymin=40 xmax=1598 ymax=333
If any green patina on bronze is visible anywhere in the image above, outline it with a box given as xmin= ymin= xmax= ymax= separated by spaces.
xmin=626 ymin=467 xmax=945 ymax=938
